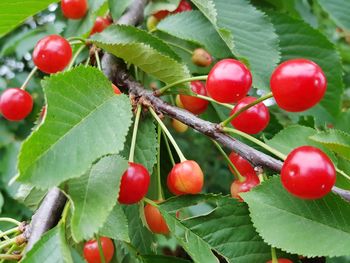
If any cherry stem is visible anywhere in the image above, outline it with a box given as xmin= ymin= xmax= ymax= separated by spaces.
xmin=129 ymin=105 xmax=142 ymax=163
xmin=195 ymin=94 xmax=234 ymax=109
xmin=94 ymin=50 xmax=102 ymax=71
xmin=212 ymin=140 xmax=245 ymax=182
xmin=271 ymin=247 xmax=278 ymax=263
xmin=20 ymin=67 xmax=38 ymax=90
xmin=96 ymin=235 xmax=106 ymax=263
xmin=0 ymin=218 xmax=21 ymax=226
xmin=157 ymin=124 xmax=164 ymax=200
xmin=0 ymin=227 xmax=18 ymax=240
xmin=165 ymin=41 xmax=193 ymax=55
xmin=0 ymin=243 xmax=18 ymax=263
xmin=85 ymin=56 xmax=91 ymax=67
xmin=149 ymin=107 xmax=187 ymax=162
xmin=157 ymin=75 xmax=208 ymax=95
xmin=143 ymin=197 xmax=159 ymax=207
xmin=336 ymin=167 xmax=350 ymax=182
xmin=220 ymin=92 xmax=273 ymax=127
xmin=67 ymin=37 xmax=87 ymax=44
xmin=162 ymin=130 xmax=176 ymax=165
xmin=223 ymin=127 xmax=287 ymax=160
xmin=68 ymin=44 xmax=86 ymax=70
xmin=0 ymin=237 xmax=17 ymax=251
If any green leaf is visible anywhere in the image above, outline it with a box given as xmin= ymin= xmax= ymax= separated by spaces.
xmin=68 ymin=155 xmax=128 ymax=242
xmin=310 ymin=130 xmax=350 ymax=161
xmin=99 ymin=203 xmax=130 ymax=242
xmin=158 ymin=194 xmax=271 ymax=263
xmin=242 ymin=177 xmax=350 ymax=257
xmin=121 ymin=116 xmax=157 ymax=172
xmin=108 ymin=0 xmax=132 ymax=20
xmin=157 ymin=11 xmax=231 ymax=58
xmin=266 ymin=125 xmax=337 ymax=163
xmin=269 ymin=12 xmax=343 ymax=117
xmin=22 ymin=224 xmax=73 ymax=263
xmin=318 ymin=0 xmax=350 ymax=31
xmin=0 ymin=0 xmax=58 ymax=38
xmin=18 ymin=66 xmax=132 ymax=189
xmin=64 ymin=0 xmax=108 ymax=37
xmin=124 ymin=205 xmax=155 ymax=254
xmin=327 ymin=256 xmax=350 ymax=263
xmin=335 ymin=110 xmax=350 ymax=133
xmin=142 ymin=255 xmax=191 ymax=263
xmin=191 ymin=0 xmax=280 ymax=89
xmin=90 ymin=24 xmax=191 ymax=84
xmin=145 ymin=0 xmax=180 ymax=16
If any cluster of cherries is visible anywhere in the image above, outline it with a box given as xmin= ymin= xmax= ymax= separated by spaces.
xmin=0 ymin=1 xmax=337 ymax=262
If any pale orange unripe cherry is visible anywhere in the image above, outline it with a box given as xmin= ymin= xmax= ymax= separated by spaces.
xmin=167 ymin=160 xmax=204 ymax=195
xmin=172 ymin=119 xmax=188 ymax=133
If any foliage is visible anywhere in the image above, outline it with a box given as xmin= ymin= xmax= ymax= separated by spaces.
xmin=1 ymin=0 xmax=350 ymax=262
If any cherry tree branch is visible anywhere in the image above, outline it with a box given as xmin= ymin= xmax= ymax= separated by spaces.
xmin=101 ymin=55 xmax=350 ymax=202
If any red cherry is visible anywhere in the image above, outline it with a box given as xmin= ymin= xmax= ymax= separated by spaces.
xmin=112 ymin=84 xmax=121 ymax=94
xmin=266 ymin=259 xmax=293 ymax=263
xmin=281 ymin=146 xmax=336 ymax=199
xmin=90 ymin=17 xmax=112 ymax=35
xmin=118 ymin=162 xmax=150 ymax=204
xmin=173 ymin=0 xmax=192 ymax=13
xmin=228 ymin=152 xmax=255 ymax=176
xmin=270 ymin=59 xmax=326 ymax=112
xmin=33 ymin=35 xmax=72 ymax=74
xmin=179 ymin=81 xmax=209 ymax=114
xmin=167 ymin=160 xmax=204 ymax=195
xmin=144 ymin=201 xmax=169 ymax=235
xmin=61 ymin=0 xmax=88 ymax=19
xmin=230 ymin=173 xmax=260 ymax=201
xmin=0 ymin=88 xmax=33 ymax=121
xmin=206 ymin=59 xmax=252 ymax=103
xmin=230 ymin=96 xmax=270 ymax=134
xmin=153 ymin=10 xmax=170 ymax=20
xmin=83 ymin=237 xmax=114 ymax=263
xmin=153 ymin=0 xmax=191 ymax=20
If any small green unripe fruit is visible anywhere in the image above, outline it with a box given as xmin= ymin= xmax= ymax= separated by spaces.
xmin=147 ymin=16 xmax=159 ymax=31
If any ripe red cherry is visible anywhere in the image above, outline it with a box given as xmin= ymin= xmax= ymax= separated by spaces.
xmin=83 ymin=237 xmax=114 ymax=263
xmin=266 ymin=259 xmax=293 ymax=263
xmin=230 ymin=96 xmax=270 ymax=134
xmin=61 ymin=0 xmax=88 ymax=19
xmin=0 ymin=88 xmax=33 ymax=121
xmin=228 ymin=152 xmax=255 ymax=176
xmin=118 ymin=162 xmax=150 ymax=204
xmin=206 ymin=59 xmax=252 ymax=103
xmin=270 ymin=59 xmax=327 ymax=112
xmin=281 ymin=146 xmax=336 ymax=199
xmin=153 ymin=0 xmax=192 ymax=20
xmin=167 ymin=160 xmax=204 ymax=195
xmin=90 ymin=17 xmax=112 ymax=35
xmin=144 ymin=201 xmax=169 ymax=235
xmin=33 ymin=35 xmax=72 ymax=74
xmin=174 ymin=0 xmax=192 ymax=13
xmin=179 ymin=81 xmax=209 ymax=114
xmin=112 ymin=84 xmax=121 ymax=94
xmin=230 ymin=173 xmax=260 ymax=201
